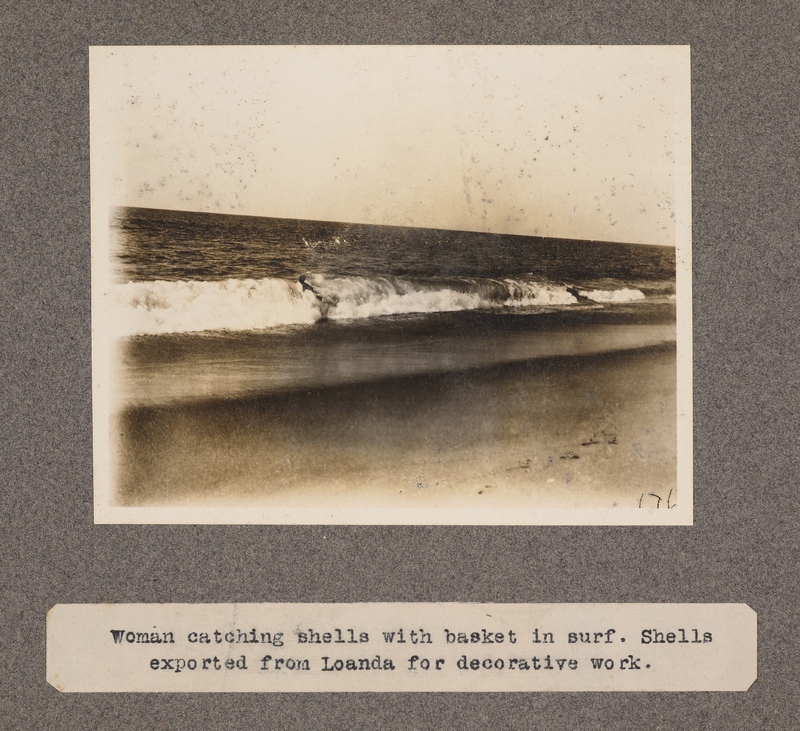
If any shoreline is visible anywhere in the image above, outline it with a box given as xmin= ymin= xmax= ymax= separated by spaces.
xmin=114 ymin=343 xmax=677 ymax=511
xmin=117 ymin=320 xmax=676 ymax=408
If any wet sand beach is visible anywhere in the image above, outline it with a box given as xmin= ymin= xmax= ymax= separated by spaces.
xmin=115 ymin=343 xmax=676 ymax=514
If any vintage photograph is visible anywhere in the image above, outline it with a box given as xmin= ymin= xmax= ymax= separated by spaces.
xmin=91 ymin=46 xmax=691 ymax=524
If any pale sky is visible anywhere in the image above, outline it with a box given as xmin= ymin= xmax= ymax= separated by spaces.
xmin=91 ymin=46 xmax=690 ymax=246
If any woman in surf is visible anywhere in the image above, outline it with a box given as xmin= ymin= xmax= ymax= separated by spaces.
xmin=298 ymin=275 xmax=330 ymax=320
xmin=566 ymin=285 xmax=591 ymax=303
xmin=298 ymin=274 xmax=321 ymax=300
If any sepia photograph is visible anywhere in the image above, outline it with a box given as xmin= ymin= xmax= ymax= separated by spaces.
xmin=91 ymin=45 xmax=691 ymax=524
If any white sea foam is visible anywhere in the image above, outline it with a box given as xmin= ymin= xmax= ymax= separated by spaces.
xmin=114 ymin=278 xmax=320 ymax=335
xmin=307 ymin=274 xmax=578 ymax=321
xmin=578 ymin=287 xmax=646 ymax=303
xmin=113 ymin=274 xmax=651 ymax=335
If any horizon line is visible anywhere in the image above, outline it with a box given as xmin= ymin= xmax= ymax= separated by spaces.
xmin=110 ymin=204 xmax=676 ymax=250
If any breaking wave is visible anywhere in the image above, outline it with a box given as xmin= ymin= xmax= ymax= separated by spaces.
xmin=578 ymin=287 xmax=646 ymax=303
xmin=114 ymin=274 xmax=651 ymax=335
xmin=114 ymin=278 xmax=318 ymax=335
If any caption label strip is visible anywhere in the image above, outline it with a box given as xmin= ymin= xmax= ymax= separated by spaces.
xmin=47 ymin=603 xmax=755 ymax=692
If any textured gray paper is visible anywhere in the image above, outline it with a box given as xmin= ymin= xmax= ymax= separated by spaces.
xmin=3 ymin=1 xmax=798 ymax=729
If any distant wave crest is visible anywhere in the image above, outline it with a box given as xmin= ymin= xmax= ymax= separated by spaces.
xmin=305 ymin=273 xmax=577 ymax=322
xmin=578 ymin=287 xmax=646 ymax=303
xmin=115 ymin=274 xmax=649 ymax=335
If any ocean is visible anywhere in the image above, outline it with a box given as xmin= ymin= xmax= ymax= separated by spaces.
xmin=111 ymin=207 xmax=675 ymax=404
xmin=108 ymin=206 xmax=677 ymax=509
